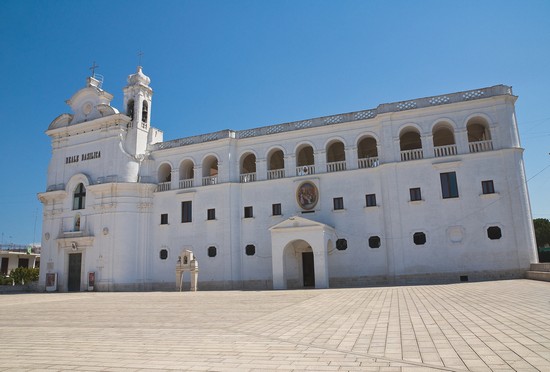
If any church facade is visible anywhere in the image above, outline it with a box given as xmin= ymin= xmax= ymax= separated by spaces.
xmin=38 ymin=67 xmax=538 ymax=291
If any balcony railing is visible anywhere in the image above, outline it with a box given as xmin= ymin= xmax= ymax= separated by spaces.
xmin=327 ymin=161 xmax=347 ymax=173
xmin=469 ymin=140 xmax=493 ymax=153
xmin=156 ymin=182 xmax=171 ymax=192
xmin=202 ymin=176 xmax=218 ymax=186
xmin=358 ymin=157 xmax=379 ymax=168
xmin=296 ymin=165 xmax=315 ymax=176
xmin=400 ymin=149 xmax=424 ymax=161
xmin=240 ymin=172 xmax=257 ymax=183
xmin=434 ymin=144 xmax=457 ymax=157
xmin=179 ymin=179 xmax=193 ymax=189
xmin=267 ymin=169 xmax=285 ymax=180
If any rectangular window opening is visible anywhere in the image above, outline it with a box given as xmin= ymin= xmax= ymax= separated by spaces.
xmin=207 ymin=208 xmax=216 ymax=220
xmin=333 ymin=197 xmax=344 ymax=210
xmin=441 ymin=172 xmax=459 ymax=199
xmin=410 ymin=187 xmax=422 ymax=201
xmin=365 ymin=194 xmax=377 ymax=207
xmin=181 ymin=201 xmax=192 ymax=223
xmin=272 ymin=203 xmax=282 ymax=216
xmin=160 ymin=213 xmax=168 ymax=225
xmin=482 ymin=180 xmax=495 ymax=194
xmin=244 ymin=206 xmax=253 ymax=218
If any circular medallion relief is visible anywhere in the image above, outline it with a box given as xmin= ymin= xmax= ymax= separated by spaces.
xmin=296 ymin=181 xmax=319 ymax=210
xmin=44 ymin=232 xmax=50 ymax=241
xmin=83 ymin=102 xmax=93 ymax=115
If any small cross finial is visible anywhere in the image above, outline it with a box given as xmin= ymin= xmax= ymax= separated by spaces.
xmin=137 ymin=50 xmax=144 ymax=66
xmin=89 ymin=61 xmax=99 ymax=76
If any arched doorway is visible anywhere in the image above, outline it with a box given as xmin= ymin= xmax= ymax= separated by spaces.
xmin=269 ymin=216 xmax=335 ymax=290
xmin=283 ymin=239 xmax=315 ymax=288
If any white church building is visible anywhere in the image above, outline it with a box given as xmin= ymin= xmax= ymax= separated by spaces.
xmin=38 ymin=66 xmax=538 ymax=291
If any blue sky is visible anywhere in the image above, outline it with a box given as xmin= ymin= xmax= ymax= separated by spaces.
xmin=1 ymin=0 xmax=549 ymax=245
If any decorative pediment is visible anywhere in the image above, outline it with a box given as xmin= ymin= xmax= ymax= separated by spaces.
xmin=269 ymin=216 xmax=334 ymax=233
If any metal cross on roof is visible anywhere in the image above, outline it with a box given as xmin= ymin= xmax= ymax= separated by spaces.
xmin=89 ymin=61 xmax=99 ymax=76
xmin=137 ymin=50 xmax=144 ymax=66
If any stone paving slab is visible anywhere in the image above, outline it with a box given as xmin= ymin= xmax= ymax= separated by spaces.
xmin=0 ymin=279 xmax=549 ymax=371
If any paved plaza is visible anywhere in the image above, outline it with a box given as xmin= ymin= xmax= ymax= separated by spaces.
xmin=1 ymin=279 xmax=549 ymax=371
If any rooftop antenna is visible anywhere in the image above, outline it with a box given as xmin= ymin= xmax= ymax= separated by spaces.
xmin=89 ymin=61 xmax=104 ymax=88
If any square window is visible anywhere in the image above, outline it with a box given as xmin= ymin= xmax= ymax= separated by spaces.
xmin=365 ymin=194 xmax=377 ymax=207
xmin=482 ymin=180 xmax=495 ymax=194
xmin=245 ymin=244 xmax=256 ymax=256
xmin=272 ymin=203 xmax=282 ymax=216
xmin=181 ymin=201 xmax=192 ymax=223
xmin=333 ymin=197 xmax=344 ymax=210
xmin=207 ymin=246 xmax=217 ymax=257
xmin=207 ymin=208 xmax=216 ymax=220
xmin=410 ymin=187 xmax=422 ymax=201
xmin=441 ymin=172 xmax=459 ymax=199
xmin=244 ymin=206 xmax=253 ymax=218
xmin=160 ymin=213 xmax=168 ymax=225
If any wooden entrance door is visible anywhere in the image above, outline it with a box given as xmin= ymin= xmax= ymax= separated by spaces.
xmin=68 ymin=253 xmax=82 ymax=292
xmin=302 ymin=252 xmax=315 ymax=287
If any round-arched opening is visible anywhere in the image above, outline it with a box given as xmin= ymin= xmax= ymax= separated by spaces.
xmin=296 ymin=145 xmax=314 ymax=167
xmin=283 ymin=239 xmax=314 ymax=289
xmin=432 ymin=124 xmax=456 ymax=146
xmin=240 ymin=153 xmax=256 ymax=174
xmin=268 ymin=149 xmax=284 ymax=170
xmin=357 ymin=136 xmax=378 ymax=158
xmin=399 ymin=128 xmax=422 ymax=151
xmin=467 ymin=118 xmax=491 ymax=142
xmin=202 ymin=156 xmax=218 ymax=177
xmin=179 ymin=160 xmax=194 ymax=180
xmin=158 ymin=163 xmax=172 ymax=183
xmin=326 ymin=140 xmax=345 ymax=163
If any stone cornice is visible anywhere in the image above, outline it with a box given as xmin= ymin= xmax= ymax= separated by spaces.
xmin=46 ymin=113 xmax=131 ymax=138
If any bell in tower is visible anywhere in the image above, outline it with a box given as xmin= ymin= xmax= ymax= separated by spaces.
xmin=122 ymin=66 xmax=153 ymax=156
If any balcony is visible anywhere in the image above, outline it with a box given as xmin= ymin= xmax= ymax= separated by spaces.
xmin=179 ymin=179 xmax=194 ymax=189
xmin=267 ymin=169 xmax=285 ymax=180
xmin=401 ymin=149 xmax=424 ymax=161
xmin=240 ymin=173 xmax=257 ymax=183
xmin=296 ymin=165 xmax=315 ymax=176
xmin=202 ymin=176 xmax=218 ymax=186
xmin=469 ymin=140 xmax=493 ymax=153
xmin=156 ymin=182 xmax=171 ymax=192
xmin=434 ymin=144 xmax=457 ymax=157
xmin=327 ymin=161 xmax=347 ymax=173
xmin=358 ymin=157 xmax=379 ymax=168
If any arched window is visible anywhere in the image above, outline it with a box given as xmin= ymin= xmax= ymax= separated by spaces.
xmin=432 ymin=123 xmax=456 ymax=157
xmin=127 ymin=99 xmax=134 ymax=121
xmin=240 ymin=153 xmax=257 ymax=182
xmin=73 ymin=183 xmax=86 ymax=210
xmin=296 ymin=145 xmax=315 ymax=175
xmin=141 ymin=101 xmax=149 ymax=127
xmin=357 ymin=136 xmax=378 ymax=168
xmin=467 ymin=118 xmax=493 ymax=153
xmin=400 ymin=128 xmax=423 ymax=161
xmin=179 ymin=160 xmax=194 ymax=189
xmin=202 ymin=156 xmax=219 ymax=186
xmin=157 ymin=164 xmax=172 ymax=191
xmin=326 ymin=141 xmax=346 ymax=172
xmin=267 ymin=149 xmax=285 ymax=179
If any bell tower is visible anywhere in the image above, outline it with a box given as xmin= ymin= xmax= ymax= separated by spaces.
xmin=123 ymin=66 xmax=153 ymax=156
